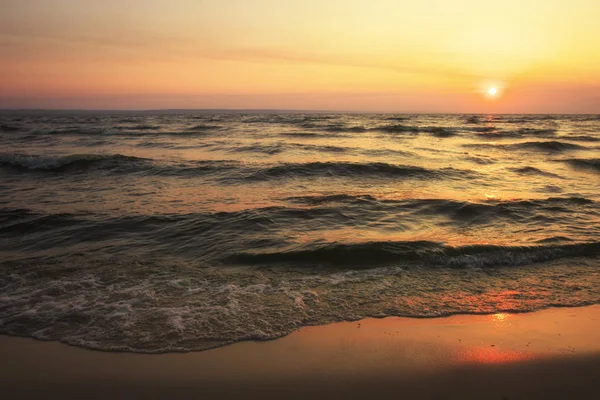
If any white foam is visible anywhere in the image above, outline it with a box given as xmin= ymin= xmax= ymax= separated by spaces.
xmin=1 ymin=257 xmax=599 ymax=353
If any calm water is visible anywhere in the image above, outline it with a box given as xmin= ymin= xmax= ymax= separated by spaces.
xmin=1 ymin=111 xmax=599 ymax=352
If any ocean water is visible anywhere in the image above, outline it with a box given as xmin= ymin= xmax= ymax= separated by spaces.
xmin=1 ymin=111 xmax=599 ymax=353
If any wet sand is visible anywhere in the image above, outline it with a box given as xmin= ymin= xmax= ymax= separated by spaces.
xmin=1 ymin=305 xmax=600 ymax=399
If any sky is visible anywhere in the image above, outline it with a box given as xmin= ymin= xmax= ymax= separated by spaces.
xmin=1 ymin=0 xmax=599 ymax=112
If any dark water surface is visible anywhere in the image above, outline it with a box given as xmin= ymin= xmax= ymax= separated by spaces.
xmin=1 ymin=111 xmax=599 ymax=352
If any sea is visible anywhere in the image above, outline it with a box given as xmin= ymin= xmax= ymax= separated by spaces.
xmin=1 ymin=111 xmax=599 ymax=353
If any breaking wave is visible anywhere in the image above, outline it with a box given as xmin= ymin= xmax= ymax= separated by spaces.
xmin=226 ymin=241 xmax=600 ymax=268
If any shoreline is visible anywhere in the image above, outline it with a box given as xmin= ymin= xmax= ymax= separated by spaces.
xmin=2 ymin=303 xmax=600 ymax=355
xmin=2 ymin=305 xmax=600 ymax=399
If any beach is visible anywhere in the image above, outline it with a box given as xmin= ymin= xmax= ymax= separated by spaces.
xmin=2 ymin=305 xmax=599 ymax=399
xmin=2 ymin=1 xmax=600 ymax=398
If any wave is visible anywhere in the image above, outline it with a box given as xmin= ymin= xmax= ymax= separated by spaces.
xmin=578 ymin=115 xmax=600 ymax=121
xmin=517 ymin=128 xmax=557 ymax=136
xmin=471 ymin=126 xmax=497 ymax=133
xmin=280 ymin=195 xmax=597 ymax=229
xmin=3 ymin=195 xmax=592 ymax=237
xmin=516 ymin=141 xmax=587 ymax=151
xmin=283 ymin=194 xmax=379 ymax=205
xmin=509 ymin=166 xmax=560 ymax=177
xmin=277 ymin=131 xmax=354 ymax=139
xmin=384 ymin=116 xmax=411 ymax=122
xmin=560 ymin=135 xmax=600 ymax=142
xmin=30 ymin=127 xmax=115 ymax=136
xmin=0 ymin=152 xmax=249 ymax=178
xmin=212 ymin=142 xmax=414 ymax=158
xmin=279 ymin=132 xmax=321 ymax=137
xmin=222 ymin=143 xmax=286 ymax=155
xmin=1 ymin=251 xmax=598 ymax=353
xmin=186 ymin=124 xmax=222 ymax=131
xmin=374 ymin=124 xmax=457 ymax=136
xmin=474 ymin=128 xmax=557 ymax=139
xmin=426 ymin=127 xmax=457 ymax=137
xmin=375 ymin=124 xmax=422 ymax=133
xmin=563 ymin=158 xmax=600 ymax=172
xmin=465 ymin=141 xmax=588 ymax=152
xmin=414 ymin=197 xmax=595 ymax=223
xmin=0 ymin=153 xmax=148 ymax=172
xmin=126 ymin=124 xmax=161 ymax=131
xmin=318 ymin=124 xmax=369 ymax=133
xmin=536 ymin=236 xmax=575 ymax=243
xmin=284 ymin=194 xmax=594 ymax=207
xmin=240 ymin=116 xmax=288 ymax=124
xmin=499 ymin=115 xmax=559 ymax=123
xmin=275 ymin=121 xmax=370 ymax=133
xmin=225 ymin=240 xmax=600 ymax=268
xmin=283 ymin=194 xmax=595 ymax=215
xmin=18 ymin=125 xmax=222 ymax=137
xmin=465 ymin=116 xmax=481 ymax=124
xmin=135 ymin=141 xmax=182 ymax=149
xmin=0 ymin=208 xmax=81 ymax=235
xmin=465 ymin=155 xmax=496 ymax=165
xmin=0 ymin=123 xmax=22 ymax=132
xmin=242 ymin=115 xmax=334 ymax=125
xmin=3 ymin=154 xmax=454 ymax=181
xmin=245 ymin=162 xmax=475 ymax=181
xmin=222 ymin=142 xmax=351 ymax=156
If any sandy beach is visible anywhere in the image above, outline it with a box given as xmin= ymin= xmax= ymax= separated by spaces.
xmin=1 ymin=305 xmax=599 ymax=399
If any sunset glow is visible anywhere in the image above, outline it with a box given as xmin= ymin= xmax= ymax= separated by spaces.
xmin=1 ymin=0 xmax=599 ymax=112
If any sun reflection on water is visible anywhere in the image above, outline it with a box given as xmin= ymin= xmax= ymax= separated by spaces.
xmin=492 ymin=313 xmax=510 ymax=323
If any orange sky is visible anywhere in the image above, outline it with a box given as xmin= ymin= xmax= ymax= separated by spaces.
xmin=1 ymin=0 xmax=599 ymax=112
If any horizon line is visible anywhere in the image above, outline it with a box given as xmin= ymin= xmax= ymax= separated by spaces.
xmin=0 ymin=108 xmax=598 ymax=116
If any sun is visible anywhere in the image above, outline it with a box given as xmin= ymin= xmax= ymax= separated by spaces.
xmin=483 ymin=85 xmax=502 ymax=100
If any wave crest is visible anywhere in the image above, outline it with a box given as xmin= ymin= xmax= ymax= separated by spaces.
xmin=246 ymin=162 xmax=474 ymax=181
xmin=563 ymin=158 xmax=600 ymax=172
xmin=0 ymin=153 xmax=147 ymax=172
xmin=226 ymin=241 xmax=600 ymax=268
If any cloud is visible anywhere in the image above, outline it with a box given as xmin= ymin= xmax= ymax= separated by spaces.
xmin=201 ymin=47 xmax=487 ymax=81
xmin=0 ymin=16 xmax=484 ymax=82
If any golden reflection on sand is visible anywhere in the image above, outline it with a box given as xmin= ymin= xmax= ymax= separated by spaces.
xmin=457 ymin=347 xmax=535 ymax=364
xmin=288 ymin=306 xmax=600 ymax=373
xmin=491 ymin=312 xmax=510 ymax=323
